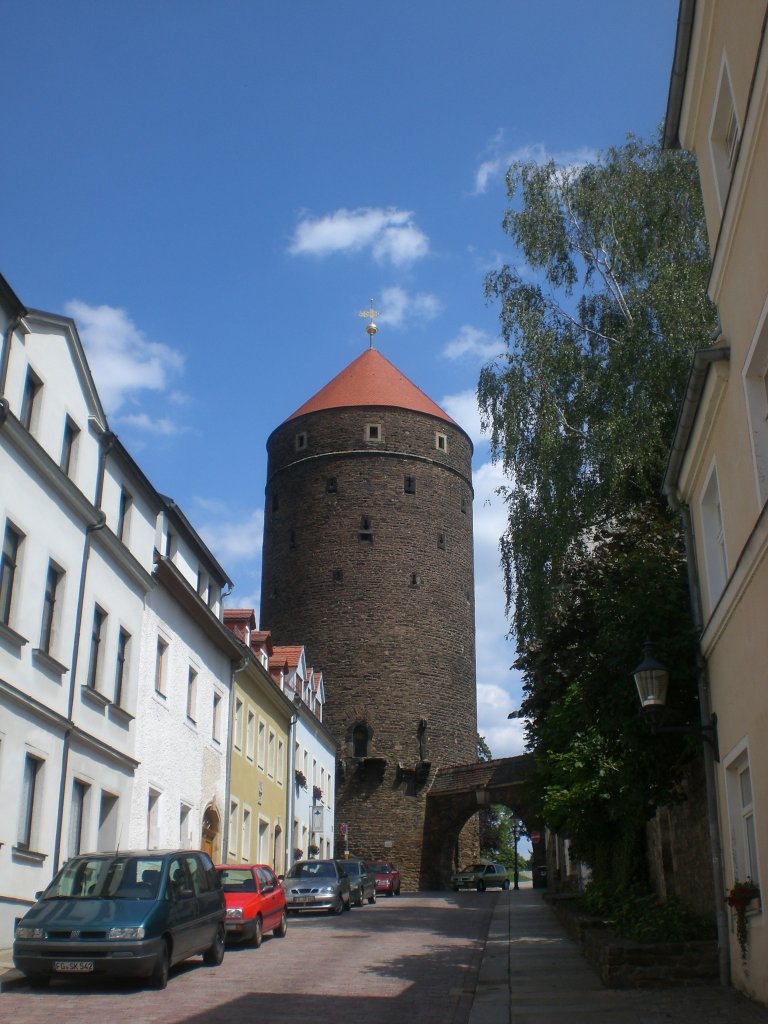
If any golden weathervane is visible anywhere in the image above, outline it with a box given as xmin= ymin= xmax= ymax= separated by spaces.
xmin=358 ymin=300 xmax=380 ymax=348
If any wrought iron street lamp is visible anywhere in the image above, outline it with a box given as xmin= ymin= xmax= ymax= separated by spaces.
xmin=631 ymin=641 xmax=719 ymax=760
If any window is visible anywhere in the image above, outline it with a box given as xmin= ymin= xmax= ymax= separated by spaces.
xmin=69 ymin=779 xmax=89 ymax=857
xmin=258 ymin=720 xmax=266 ymax=770
xmin=242 ymin=807 xmax=252 ymax=860
xmin=272 ymin=492 xmax=279 ymax=512
xmin=155 ymin=637 xmax=168 ymax=697
xmin=743 ymin=307 xmax=768 ymax=506
xmin=404 ymin=475 xmax=416 ymax=494
xmin=437 ymin=532 xmax=446 ymax=550
xmin=180 ymin=803 xmax=192 ymax=846
xmin=246 ymin=709 xmax=255 ymax=761
xmin=277 ymin=738 xmax=284 ymax=785
xmin=359 ymin=515 xmax=373 ymax=542
xmin=289 ymin=529 xmax=296 ymax=549
xmin=114 ymin=628 xmax=130 ymax=705
xmin=352 ymin=724 xmax=368 ymax=758
xmin=164 ymin=530 xmax=175 ymax=558
xmin=295 ymin=431 xmax=307 ymax=451
xmin=196 ymin=569 xmax=209 ymax=600
xmin=461 ymin=494 xmax=468 ymax=514
xmin=0 ymin=523 xmax=22 ymax=627
xmin=116 ymin=488 xmax=132 ymax=542
xmin=86 ymin=606 xmax=106 ymax=690
xmin=366 ymin=423 xmax=381 ymax=442
xmin=268 ymin=729 xmax=276 ymax=778
xmin=332 ymin=568 xmax=344 ymax=584
xmin=20 ymin=368 xmax=42 ymax=432
xmin=98 ymin=791 xmax=118 ymax=850
xmin=228 ymin=800 xmax=239 ymax=858
xmin=212 ymin=691 xmax=222 ymax=743
xmin=326 ymin=477 xmax=338 ymax=494
xmin=60 ymin=418 xmax=79 ymax=475
xmin=435 ymin=432 xmax=447 ymax=452
xmin=725 ymin=747 xmax=760 ymax=888
xmin=701 ymin=467 xmax=728 ymax=607
xmin=186 ymin=667 xmax=197 ymax=722
xmin=18 ymin=754 xmax=43 ymax=851
xmin=711 ymin=62 xmax=739 ymax=211
xmin=234 ymin=698 xmax=243 ymax=751
xmin=147 ymin=789 xmax=160 ymax=849
xmin=39 ymin=562 xmax=63 ymax=655
xmin=410 ymin=572 xmax=420 ymax=588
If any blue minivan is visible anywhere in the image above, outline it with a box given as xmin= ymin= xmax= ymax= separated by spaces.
xmin=13 ymin=849 xmax=225 ymax=989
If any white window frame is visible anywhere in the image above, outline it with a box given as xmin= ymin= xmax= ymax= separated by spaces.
xmin=700 ymin=463 xmax=728 ymax=609
xmin=724 ymin=741 xmax=761 ymax=889
xmin=709 ymin=56 xmax=739 ymax=214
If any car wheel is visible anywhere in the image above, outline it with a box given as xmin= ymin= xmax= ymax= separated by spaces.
xmin=252 ymin=915 xmax=263 ymax=948
xmin=368 ymin=891 xmax=376 ymax=905
xmin=150 ymin=940 xmax=170 ymax=990
xmin=273 ymin=910 xmax=288 ymax=938
xmin=343 ymin=894 xmax=352 ymax=911
xmin=395 ymin=885 xmax=401 ymax=896
xmin=354 ymin=889 xmax=364 ymax=907
xmin=203 ymin=923 xmax=226 ymax=966
xmin=502 ymin=879 xmax=510 ymax=891
xmin=329 ymin=896 xmax=343 ymax=915
xmin=477 ymin=880 xmax=486 ymax=892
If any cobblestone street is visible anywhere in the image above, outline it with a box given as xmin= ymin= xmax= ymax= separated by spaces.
xmin=0 ymin=893 xmax=490 ymax=1024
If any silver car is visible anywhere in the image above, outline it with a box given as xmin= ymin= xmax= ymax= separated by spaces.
xmin=282 ymin=860 xmax=351 ymax=915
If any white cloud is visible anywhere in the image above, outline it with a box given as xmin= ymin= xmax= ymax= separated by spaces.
xmin=472 ymin=135 xmax=598 ymax=195
xmin=443 ymin=324 xmax=502 ymax=363
xmin=115 ymin=412 xmax=189 ymax=436
xmin=197 ymin=506 xmax=264 ymax=564
xmin=65 ymin=300 xmax=184 ymax=415
xmin=289 ymin=207 xmax=429 ymax=267
xmin=441 ymin=388 xmax=483 ymax=444
xmin=377 ymin=285 xmax=442 ymax=329
xmin=471 ymin=458 xmax=525 ymax=758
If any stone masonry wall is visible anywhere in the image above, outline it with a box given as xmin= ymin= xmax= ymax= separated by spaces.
xmin=260 ymin=404 xmax=478 ymax=888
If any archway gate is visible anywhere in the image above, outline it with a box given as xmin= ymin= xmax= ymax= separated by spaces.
xmin=420 ymin=754 xmax=547 ymax=890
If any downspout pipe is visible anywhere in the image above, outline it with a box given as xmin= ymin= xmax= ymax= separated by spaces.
xmin=663 ymin=344 xmax=730 ymax=987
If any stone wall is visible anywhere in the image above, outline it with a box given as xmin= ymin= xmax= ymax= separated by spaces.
xmin=260 ymin=404 xmax=478 ymax=888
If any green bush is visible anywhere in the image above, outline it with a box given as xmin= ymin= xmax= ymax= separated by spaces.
xmin=576 ymin=882 xmax=715 ymax=943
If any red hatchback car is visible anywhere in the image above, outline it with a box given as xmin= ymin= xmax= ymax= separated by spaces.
xmin=215 ymin=864 xmax=288 ymax=946
xmin=367 ymin=860 xmax=401 ymax=897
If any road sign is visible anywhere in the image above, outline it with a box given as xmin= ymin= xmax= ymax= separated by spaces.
xmin=530 ymin=830 xmax=542 ymax=844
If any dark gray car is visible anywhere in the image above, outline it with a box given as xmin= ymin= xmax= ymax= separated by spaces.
xmin=282 ymin=859 xmax=351 ymax=914
xmin=13 ymin=850 xmax=225 ymax=989
xmin=339 ymin=858 xmax=376 ymax=906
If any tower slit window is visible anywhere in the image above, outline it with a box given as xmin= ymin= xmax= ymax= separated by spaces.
xmin=404 ymin=475 xmax=416 ymax=495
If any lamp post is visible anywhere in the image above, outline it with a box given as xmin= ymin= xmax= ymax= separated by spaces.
xmin=631 ymin=640 xmax=728 ymax=985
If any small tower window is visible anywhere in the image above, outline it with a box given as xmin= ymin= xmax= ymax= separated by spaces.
xmin=435 ymin=432 xmax=447 ymax=452
xmin=352 ymin=725 xmax=369 ymax=758
xmin=410 ymin=572 xmax=420 ymax=588
xmin=461 ymin=494 xmax=468 ymax=514
xmin=404 ymin=475 xmax=416 ymax=495
xmin=295 ymin=432 xmax=308 ymax=452
xmin=289 ymin=529 xmax=296 ymax=549
xmin=326 ymin=477 xmax=338 ymax=494
xmin=365 ymin=423 xmax=382 ymax=442
xmin=358 ymin=515 xmax=373 ymax=542
xmin=332 ymin=568 xmax=343 ymax=584
xmin=437 ymin=532 xmax=446 ymax=551
xmin=272 ymin=492 xmax=279 ymax=512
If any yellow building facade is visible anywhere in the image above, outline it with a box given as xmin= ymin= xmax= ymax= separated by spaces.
xmin=665 ymin=0 xmax=768 ymax=1002
xmin=224 ymin=611 xmax=294 ymax=872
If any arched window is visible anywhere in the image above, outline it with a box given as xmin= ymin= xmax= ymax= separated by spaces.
xmin=352 ymin=724 xmax=369 ymax=758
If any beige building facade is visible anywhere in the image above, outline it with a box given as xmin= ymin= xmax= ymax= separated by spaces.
xmin=665 ymin=0 xmax=768 ymax=1002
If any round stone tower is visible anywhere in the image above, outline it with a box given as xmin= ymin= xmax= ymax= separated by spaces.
xmin=260 ymin=339 xmax=477 ymax=888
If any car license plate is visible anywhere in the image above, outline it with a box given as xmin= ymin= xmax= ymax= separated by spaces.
xmin=54 ymin=960 xmax=94 ymax=973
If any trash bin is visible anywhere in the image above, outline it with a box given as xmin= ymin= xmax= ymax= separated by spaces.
xmin=533 ymin=866 xmax=548 ymax=889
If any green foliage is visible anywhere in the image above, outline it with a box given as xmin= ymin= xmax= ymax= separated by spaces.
xmin=477 ymin=734 xmax=493 ymax=762
xmin=578 ymin=881 xmax=715 ymax=943
xmin=480 ymin=133 xmax=716 ymax=893
xmin=480 ymin=134 xmax=716 ymax=648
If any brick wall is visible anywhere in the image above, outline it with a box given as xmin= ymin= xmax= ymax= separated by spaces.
xmin=260 ymin=404 xmax=478 ymax=888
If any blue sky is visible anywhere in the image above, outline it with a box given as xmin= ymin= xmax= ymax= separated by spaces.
xmin=3 ymin=1 xmax=679 ymax=758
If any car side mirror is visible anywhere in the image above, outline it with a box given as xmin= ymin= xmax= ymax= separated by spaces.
xmin=34 ymin=891 xmax=44 ymax=901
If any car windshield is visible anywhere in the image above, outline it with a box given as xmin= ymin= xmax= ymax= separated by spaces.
xmin=287 ymin=862 xmax=337 ymax=880
xmin=368 ymin=862 xmax=391 ymax=873
xmin=462 ymin=864 xmax=488 ymax=873
xmin=341 ymin=863 xmax=361 ymax=879
xmin=217 ymin=868 xmax=257 ymax=893
xmin=43 ymin=855 xmax=165 ymax=900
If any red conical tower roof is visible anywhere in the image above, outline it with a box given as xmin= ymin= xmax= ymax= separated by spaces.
xmin=284 ymin=348 xmax=456 ymax=425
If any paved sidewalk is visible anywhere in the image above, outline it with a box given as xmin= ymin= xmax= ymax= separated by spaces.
xmin=470 ymin=888 xmax=768 ymax=1024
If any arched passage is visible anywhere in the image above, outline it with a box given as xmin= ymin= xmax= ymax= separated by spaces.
xmin=419 ymin=755 xmax=547 ymax=889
